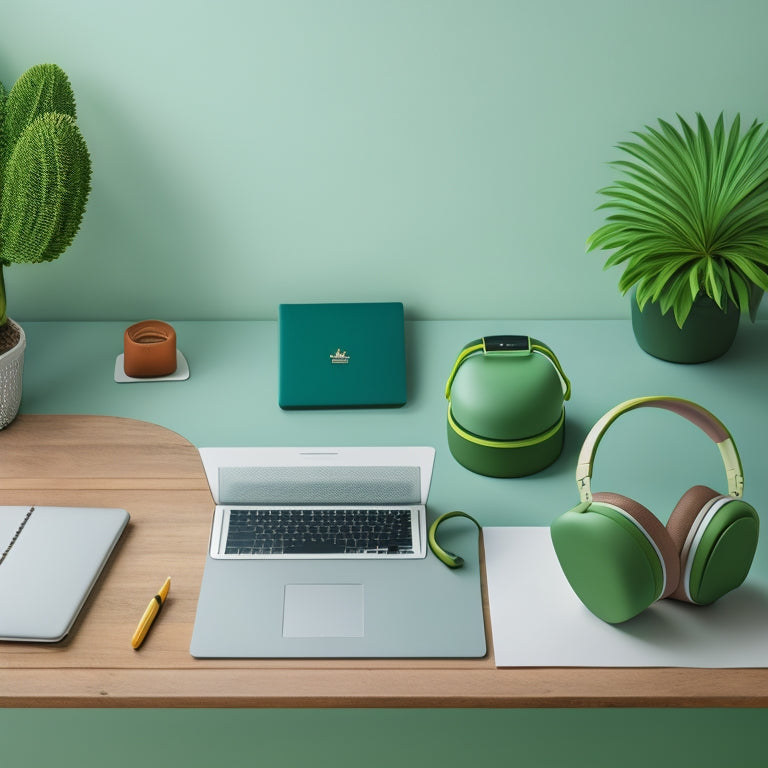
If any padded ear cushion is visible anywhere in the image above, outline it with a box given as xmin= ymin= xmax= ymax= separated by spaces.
xmin=666 ymin=485 xmax=722 ymax=553
xmin=666 ymin=486 xmax=722 ymax=602
xmin=592 ymin=492 xmax=681 ymax=599
xmin=666 ymin=485 xmax=759 ymax=604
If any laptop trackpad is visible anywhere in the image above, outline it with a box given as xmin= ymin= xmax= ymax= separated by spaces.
xmin=282 ymin=583 xmax=365 ymax=638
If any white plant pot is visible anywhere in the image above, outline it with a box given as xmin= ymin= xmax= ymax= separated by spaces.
xmin=0 ymin=319 xmax=26 ymax=429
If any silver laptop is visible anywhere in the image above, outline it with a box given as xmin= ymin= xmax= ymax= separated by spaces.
xmin=190 ymin=447 xmax=486 ymax=658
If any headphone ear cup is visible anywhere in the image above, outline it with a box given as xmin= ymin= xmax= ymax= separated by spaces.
xmin=592 ymin=492 xmax=681 ymax=601
xmin=550 ymin=493 xmax=679 ymax=624
xmin=667 ymin=485 xmax=759 ymax=605
xmin=666 ymin=485 xmax=721 ymax=603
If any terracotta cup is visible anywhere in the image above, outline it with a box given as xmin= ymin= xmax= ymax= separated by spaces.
xmin=123 ymin=320 xmax=177 ymax=378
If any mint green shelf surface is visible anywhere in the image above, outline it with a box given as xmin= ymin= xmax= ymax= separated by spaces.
xmin=10 ymin=318 xmax=768 ymax=767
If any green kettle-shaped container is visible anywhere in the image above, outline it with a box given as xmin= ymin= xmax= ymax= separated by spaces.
xmin=445 ymin=335 xmax=571 ymax=477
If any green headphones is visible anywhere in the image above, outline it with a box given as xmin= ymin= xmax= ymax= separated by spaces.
xmin=550 ymin=396 xmax=760 ymax=624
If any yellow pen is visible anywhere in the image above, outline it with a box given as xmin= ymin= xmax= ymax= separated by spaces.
xmin=131 ymin=577 xmax=171 ymax=649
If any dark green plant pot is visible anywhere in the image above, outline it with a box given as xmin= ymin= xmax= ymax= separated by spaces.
xmin=630 ymin=289 xmax=740 ymax=364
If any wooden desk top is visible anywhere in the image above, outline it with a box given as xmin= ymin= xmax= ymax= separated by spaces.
xmin=2 ymin=414 xmax=767 ymax=708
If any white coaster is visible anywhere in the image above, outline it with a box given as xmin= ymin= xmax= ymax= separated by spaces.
xmin=114 ymin=350 xmax=190 ymax=382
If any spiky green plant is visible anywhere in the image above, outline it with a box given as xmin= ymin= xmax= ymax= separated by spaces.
xmin=587 ymin=112 xmax=768 ymax=327
xmin=0 ymin=63 xmax=92 ymax=328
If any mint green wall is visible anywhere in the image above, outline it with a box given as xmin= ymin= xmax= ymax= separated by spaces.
xmin=3 ymin=0 xmax=768 ymax=321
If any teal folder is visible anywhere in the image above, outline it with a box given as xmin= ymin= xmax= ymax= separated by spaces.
xmin=278 ymin=302 xmax=407 ymax=409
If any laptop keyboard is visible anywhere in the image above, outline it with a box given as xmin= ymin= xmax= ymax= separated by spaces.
xmin=222 ymin=507 xmax=416 ymax=556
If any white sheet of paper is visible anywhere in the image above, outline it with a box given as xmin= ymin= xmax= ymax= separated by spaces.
xmin=484 ymin=526 xmax=768 ymax=668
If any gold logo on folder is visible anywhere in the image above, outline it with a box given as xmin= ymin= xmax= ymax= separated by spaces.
xmin=330 ymin=348 xmax=350 ymax=364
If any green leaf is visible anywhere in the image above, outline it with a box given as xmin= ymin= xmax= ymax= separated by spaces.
xmin=726 ymin=268 xmax=751 ymax=312
xmin=705 ymin=257 xmax=723 ymax=306
xmin=0 ymin=113 xmax=92 ymax=265
xmin=673 ymin=288 xmax=696 ymax=327
xmin=2 ymin=64 xmax=76 ymax=167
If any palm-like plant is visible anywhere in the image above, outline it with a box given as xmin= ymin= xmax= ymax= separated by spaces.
xmin=587 ymin=112 xmax=768 ymax=327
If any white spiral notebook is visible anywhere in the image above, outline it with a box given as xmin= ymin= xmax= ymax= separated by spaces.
xmin=0 ymin=505 xmax=129 ymax=642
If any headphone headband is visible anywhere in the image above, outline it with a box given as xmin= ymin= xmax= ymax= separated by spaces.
xmin=444 ymin=335 xmax=571 ymax=400
xmin=576 ymin=396 xmax=744 ymax=503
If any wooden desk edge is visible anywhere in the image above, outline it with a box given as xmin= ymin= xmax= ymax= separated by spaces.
xmin=3 ymin=668 xmax=768 ymax=709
